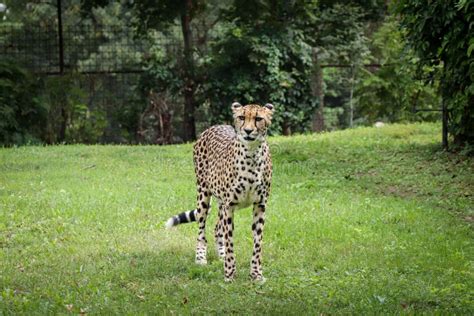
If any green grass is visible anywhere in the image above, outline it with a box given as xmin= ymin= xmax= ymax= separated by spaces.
xmin=1 ymin=123 xmax=473 ymax=314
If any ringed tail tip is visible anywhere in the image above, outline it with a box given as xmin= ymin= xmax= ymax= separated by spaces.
xmin=165 ymin=217 xmax=176 ymax=229
xmin=164 ymin=209 xmax=197 ymax=229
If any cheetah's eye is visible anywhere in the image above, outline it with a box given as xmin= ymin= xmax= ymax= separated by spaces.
xmin=238 ymin=116 xmax=245 ymax=121
xmin=255 ymin=117 xmax=263 ymax=122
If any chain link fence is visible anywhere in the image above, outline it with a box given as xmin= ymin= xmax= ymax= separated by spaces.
xmin=0 ymin=19 xmax=205 ymax=144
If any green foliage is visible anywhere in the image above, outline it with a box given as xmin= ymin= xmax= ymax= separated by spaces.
xmin=41 ymin=75 xmax=89 ymax=144
xmin=0 ymin=60 xmax=108 ymax=145
xmin=355 ymin=18 xmax=440 ymax=124
xmin=1 ymin=124 xmax=473 ymax=313
xmin=204 ymin=1 xmax=318 ymax=133
xmin=323 ymin=106 xmax=344 ymax=131
xmin=395 ymin=0 xmax=474 ymax=146
xmin=66 ymin=103 xmax=107 ymax=144
xmin=319 ymin=0 xmax=387 ymax=21
xmin=4 ymin=0 xmax=153 ymax=144
xmin=76 ymin=1 xmax=143 ymax=72
xmin=0 ymin=60 xmax=47 ymax=146
xmin=141 ymin=36 xmax=183 ymax=96
xmin=315 ymin=3 xmax=371 ymax=64
xmin=4 ymin=0 xmax=466 ymax=143
xmin=311 ymin=3 xmax=374 ymax=129
xmin=133 ymin=0 xmax=206 ymax=32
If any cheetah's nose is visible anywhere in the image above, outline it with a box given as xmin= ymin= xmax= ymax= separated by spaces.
xmin=244 ymin=128 xmax=253 ymax=135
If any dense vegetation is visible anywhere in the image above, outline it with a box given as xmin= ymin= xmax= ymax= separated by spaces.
xmin=3 ymin=1 xmax=470 ymax=146
xmin=1 ymin=123 xmax=472 ymax=313
xmin=395 ymin=0 xmax=474 ymax=147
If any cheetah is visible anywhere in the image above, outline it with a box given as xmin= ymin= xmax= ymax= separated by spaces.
xmin=165 ymin=102 xmax=274 ymax=281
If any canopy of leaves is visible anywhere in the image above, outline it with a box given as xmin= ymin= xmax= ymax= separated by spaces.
xmin=395 ymin=0 xmax=474 ymax=146
xmin=2 ymin=0 xmax=466 ymax=146
xmin=203 ymin=0 xmax=318 ymax=133
xmin=202 ymin=0 xmax=381 ymax=133
xmin=355 ymin=17 xmax=440 ymax=124
xmin=0 ymin=60 xmax=47 ymax=145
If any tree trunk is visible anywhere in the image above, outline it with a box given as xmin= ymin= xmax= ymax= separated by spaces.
xmin=312 ymin=49 xmax=325 ymax=132
xmin=181 ymin=0 xmax=196 ymax=141
xmin=58 ymin=99 xmax=68 ymax=143
xmin=453 ymin=94 xmax=474 ymax=146
xmin=282 ymin=120 xmax=291 ymax=136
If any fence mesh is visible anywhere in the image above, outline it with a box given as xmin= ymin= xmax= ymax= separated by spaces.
xmin=0 ymin=21 xmax=196 ymax=143
xmin=0 ymin=18 xmax=447 ymax=145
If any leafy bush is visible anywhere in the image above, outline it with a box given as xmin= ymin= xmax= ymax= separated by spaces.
xmin=355 ymin=18 xmax=440 ymax=124
xmin=323 ymin=107 xmax=344 ymax=131
xmin=66 ymin=103 xmax=107 ymax=144
xmin=395 ymin=0 xmax=474 ymax=146
xmin=204 ymin=23 xmax=317 ymax=134
xmin=0 ymin=60 xmax=47 ymax=146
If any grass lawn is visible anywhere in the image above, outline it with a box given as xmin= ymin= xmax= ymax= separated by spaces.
xmin=0 ymin=123 xmax=473 ymax=314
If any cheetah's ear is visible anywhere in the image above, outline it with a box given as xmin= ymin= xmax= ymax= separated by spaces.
xmin=264 ymin=103 xmax=274 ymax=112
xmin=231 ymin=102 xmax=242 ymax=113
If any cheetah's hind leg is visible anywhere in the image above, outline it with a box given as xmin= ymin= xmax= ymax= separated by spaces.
xmin=214 ymin=207 xmax=225 ymax=260
xmin=194 ymin=189 xmax=211 ymax=265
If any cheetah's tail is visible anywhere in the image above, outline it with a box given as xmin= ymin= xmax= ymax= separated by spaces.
xmin=165 ymin=209 xmax=197 ymax=229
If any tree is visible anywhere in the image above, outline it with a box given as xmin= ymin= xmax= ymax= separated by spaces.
xmin=395 ymin=0 xmax=474 ymax=147
xmin=0 ymin=60 xmax=47 ymax=145
xmin=311 ymin=0 xmax=392 ymax=131
xmin=355 ymin=17 xmax=440 ymax=124
xmin=310 ymin=3 xmax=372 ymax=131
xmin=2 ymin=0 xmax=144 ymax=144
xmin=203 ymin=0 xmax=319 ymax=135
xmin=202 ymin=0 xmax=389 ymax=134
xmin=134 ymin=0 xmax=206 ymax=141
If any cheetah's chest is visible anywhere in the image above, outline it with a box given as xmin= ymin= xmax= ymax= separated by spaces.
xmin=231 ymin=155 xmax=265 ymax=210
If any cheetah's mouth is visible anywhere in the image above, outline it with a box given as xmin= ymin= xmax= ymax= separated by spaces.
xmin=243 ymin=136 xmax=256 ymax=141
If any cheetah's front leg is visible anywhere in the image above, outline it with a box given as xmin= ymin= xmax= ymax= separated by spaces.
xmin=222 ymin=205 xmax=236 ymax=281
xmin=250 ymin=203 xmax=265 ymax=281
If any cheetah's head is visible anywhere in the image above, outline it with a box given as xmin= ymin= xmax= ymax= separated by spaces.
xmin=231 ymin=102 xmax=274 ymax=143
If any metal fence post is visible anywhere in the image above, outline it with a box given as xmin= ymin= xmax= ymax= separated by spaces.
xmin=57 ymin=0 xmax=64 ymax=74
xmin=442 ymin=97 xmax=448 ymax=150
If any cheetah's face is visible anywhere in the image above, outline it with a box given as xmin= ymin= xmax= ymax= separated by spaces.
xmin=232 ymin=102 xmax=274 ymax=142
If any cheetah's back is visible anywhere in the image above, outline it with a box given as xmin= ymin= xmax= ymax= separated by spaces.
xmin=193 ymin=125 xmax=236 ymax=172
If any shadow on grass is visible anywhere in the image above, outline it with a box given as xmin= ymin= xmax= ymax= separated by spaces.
xmin=88 ymin=246 xmax=224 ymax=285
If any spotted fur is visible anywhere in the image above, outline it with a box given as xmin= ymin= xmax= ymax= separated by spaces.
xmin=165 ymin=102 xmax=274 ymax=281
